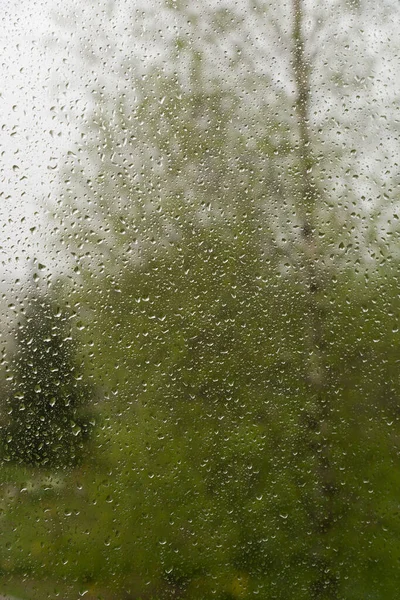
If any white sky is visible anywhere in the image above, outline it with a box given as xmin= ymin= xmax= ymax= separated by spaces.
xmin=0 ymin=0 xmax=63 ymax=280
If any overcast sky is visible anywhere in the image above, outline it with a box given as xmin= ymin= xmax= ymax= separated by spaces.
xmin=0 ymin=0 xmax=61 ymax=280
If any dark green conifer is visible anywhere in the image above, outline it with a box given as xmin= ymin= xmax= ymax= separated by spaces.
xmin=4 ymin=296 xmax=92 ymax=468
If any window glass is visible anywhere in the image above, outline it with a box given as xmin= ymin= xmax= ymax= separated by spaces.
xmin=0 ymin=1 xmax=399 ymax=598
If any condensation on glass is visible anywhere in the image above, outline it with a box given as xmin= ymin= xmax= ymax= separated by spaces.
xmin=0 ymin=1 xmax=398 ymax=599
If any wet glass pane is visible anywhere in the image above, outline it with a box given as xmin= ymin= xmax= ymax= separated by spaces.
xmin=0 ymin=1 xmax=399 ymax=598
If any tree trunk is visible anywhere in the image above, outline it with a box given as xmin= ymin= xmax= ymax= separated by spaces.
xmin=292 ymin=0 xmax=338 ymax=597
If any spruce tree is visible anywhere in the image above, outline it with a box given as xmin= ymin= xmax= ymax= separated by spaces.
xmin=3 ymin=295 xmax=92 ymax=468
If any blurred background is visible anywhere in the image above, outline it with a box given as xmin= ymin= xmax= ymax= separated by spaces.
xmin=0 ymin=0 xmax=399 ymax=598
